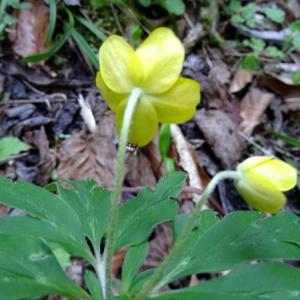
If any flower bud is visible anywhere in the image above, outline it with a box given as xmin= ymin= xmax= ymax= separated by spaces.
xmin=234 ymin=156 xmax=297 ymax=213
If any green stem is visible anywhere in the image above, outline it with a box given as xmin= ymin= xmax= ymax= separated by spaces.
xmin=104 ymin=87 xmax=143 ymax=298
xmin=93 ymin=245 xmax=105 ymax=300
xmin=136 ymin=170 xmax=242 ymax=298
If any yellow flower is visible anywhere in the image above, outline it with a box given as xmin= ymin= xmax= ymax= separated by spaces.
xmin=234 ymin=156 xmax=297 ymax=213
xmin=96 ymin=27 xmax=201 ymax=146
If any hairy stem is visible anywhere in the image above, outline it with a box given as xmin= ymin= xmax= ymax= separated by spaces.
xmin=136 ymin=170 xmax=242 ymax=298
xmin=104 ymin=87 xmax=143 ymax=298
xmin=94 ymin=248 xmax=106 ymax=300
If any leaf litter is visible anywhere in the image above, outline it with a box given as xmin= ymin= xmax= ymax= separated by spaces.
xmin=0 ymin=0 xmax=300 ymax=296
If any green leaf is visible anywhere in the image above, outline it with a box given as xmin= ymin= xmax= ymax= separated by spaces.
xmin=264 ymin=7 xmax=285 ymax=24
xmin=22 ymin=8 xmax=74 ymax=62
xmin=228 ymin=0 xmax=241 ymax=13
xmin=163 ymin=157 xmax=175 ymax=173
xmin=0 ymin=177 xmax=94 ymax=262
xmin=162 ymin=0 xmax=185 ymax=15
xmin=122 ymin=242 xmax=149 ymax=293
xmin=231 ymin=15 xmax=243 ymax=24
xmin=173 ymin=209 xmax=219 ymax=242
xmin=0 ymin=137 xmax=30 ymax=161
xmin=154 ymin=210 xmax=300 ymax=286
xmin=89 ymin=0 xmax=107 ymax=9
xmin=292 ymin=72 xmax=300 ymax=85
xmin=240 ymin=54 xmax=260 ymax=71
xmin=241 ymin=3 xmax=256 ymax=19
xmin=250 ymin=38 xmax=265 ymax=54
xmin=265 ymin=46 xmax=284 ymax=59
xmin=75 ymin=14 xmax=107 ymax=42
xmin=272 ymin=131 xmax=300 ymax=148
xmin=292 ymin=32 xmax=300 ymax=48
xmin=71 ymin=29 xmax=99 ymax=70
xmin=147 ymin=263 xmax=300 ymax=300
xmin=52 ymin=245 xmax=71 ymax=269
xmin=290 ymin=20 xmax=300 ymax=32
xmin=45 ymin=0 xmax=57 ymax=45
xmin=139 ymin=0 xmax=151 ymax=7
xmin=0 ymin=235 xmax=90 ymax=299
xmin=85 ymin=270 xmax=103 ymax=300
xmin=131 ymin=25 xmax=143 ymax=46
xmin=56 ymin=179 xmax=111 ymax=250
xmin=115 ymin=172 xmax=186 ymax=250
xmin=0 ymin=216 xmax=93 ymax=262
xmin=0 ymin=177 xmax=82 ymax=237
xmin=159 ymin=124 xmax=171 ymax=158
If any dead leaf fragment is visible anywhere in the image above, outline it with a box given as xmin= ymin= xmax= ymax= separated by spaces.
xmin=126 ymin=150 xmax=157 ymax=187
xmin=143 ymin=223 xmax=173 ymax=270
xmin=259 ymin=76 xmax=300 ymax=111
xmin=229 ymin=69 xmax=253 ymax=93
xmin=170 ymin=124 xmax=204 ymax=204
xmin=112 ymin=247 xmax=128 ymax=277
xmin=23 ymin=127 xmax=56 ymax=185
xmin=239 ymin=88 xmax=274 ymax=136
xmin=195 ymin=109 xmax=245 ymax=169
xmin=209 ymin=60 xmax=231 ymax=85
xmin=0 ymin=205 xmax=9 ymax=217
xmin=57 ymin=113 xmax=117 ymax=188
xmin=8 ymin=0 xmax=49 ymax=57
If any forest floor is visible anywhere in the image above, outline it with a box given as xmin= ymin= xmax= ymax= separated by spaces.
xmin=0 ymin=0 xmax=300 ymax=295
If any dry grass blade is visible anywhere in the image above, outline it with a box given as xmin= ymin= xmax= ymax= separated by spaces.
xmin=170 ymin=124 xmax=204 ymax=205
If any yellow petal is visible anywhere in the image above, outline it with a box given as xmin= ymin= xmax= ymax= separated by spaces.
xmin=136 ymin=27 xmax=184 ymax=94
xmin=147 ymin=77 xmax=201 ymax=123
xmin=235 ymin=172 xmax=286 ymax=214
xmin=237 ymin=156 xmax=297 ymax=192
xmin=115 ymin=97 xmax=158 ymax=146
xmin=96 ymin=72 xmax=127 ymax=112
xmin=99 ymin=35 xmax=141 ymax=93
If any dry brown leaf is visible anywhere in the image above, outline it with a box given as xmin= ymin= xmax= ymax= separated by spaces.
xmin=112 ymin=247 xmax=128 ymax=277
xmin=143 ymin=223 xmax=173 ymax=270
xmin=170 ymin=124 xmax=204 ymax=205
xmin=229 ymin=69 xmax=253 ymax=93
xmin=125 ymin=150 xmax=157 ymax=187
xmin=143 ymin=140 xmax=166 ymax=178
xmin=8 ymin=0 xmax=49 ymax=58
xmin=195 ymin=109 xmax=245 ymax=169
xmin=23 ymin=127 xmax=56 ymax=185
xmin=239 ymin=88 xmax=274 ymax=136
xmin=57 ymin=113 xmax=117 ymax=189
xmin=0 ymin=205 xmax=9 ymax=217
xmin=143 ymin=223 xmax=190 ymax=289
xmin=259 ymin=76 xmax=300 ymax=111
xmin=209 ymin=60 xmax=231 ymax=85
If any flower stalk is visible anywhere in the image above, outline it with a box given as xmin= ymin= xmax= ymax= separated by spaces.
xmin=104 ymin=87 xmax=143 ymax=298
xmin=136 ymin=170 xmax=242 ymax=298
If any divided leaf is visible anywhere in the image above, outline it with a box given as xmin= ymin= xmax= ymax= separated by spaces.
xmin=56 ymin=179 xmax=111 ymax=249
xmin=115 ymin=172 xmax=186 ymax=250
xmin=156 ymin=210 xmax=300 ymax=286
xmin=147 ymin=263 xmax=300 ymax=300
xmin=0 ymin=216 xmax=93 ymax=261
xmin=0 ymin=236 xmax=90 ymax=300
xmin=122 ymin=242 xmax=149 ymax=293
xmin=0 ymin=177 xmax=93 ymax=262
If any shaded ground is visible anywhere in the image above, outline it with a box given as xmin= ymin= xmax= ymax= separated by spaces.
xmin=0 ymin=0 xmax=300 ymax=293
